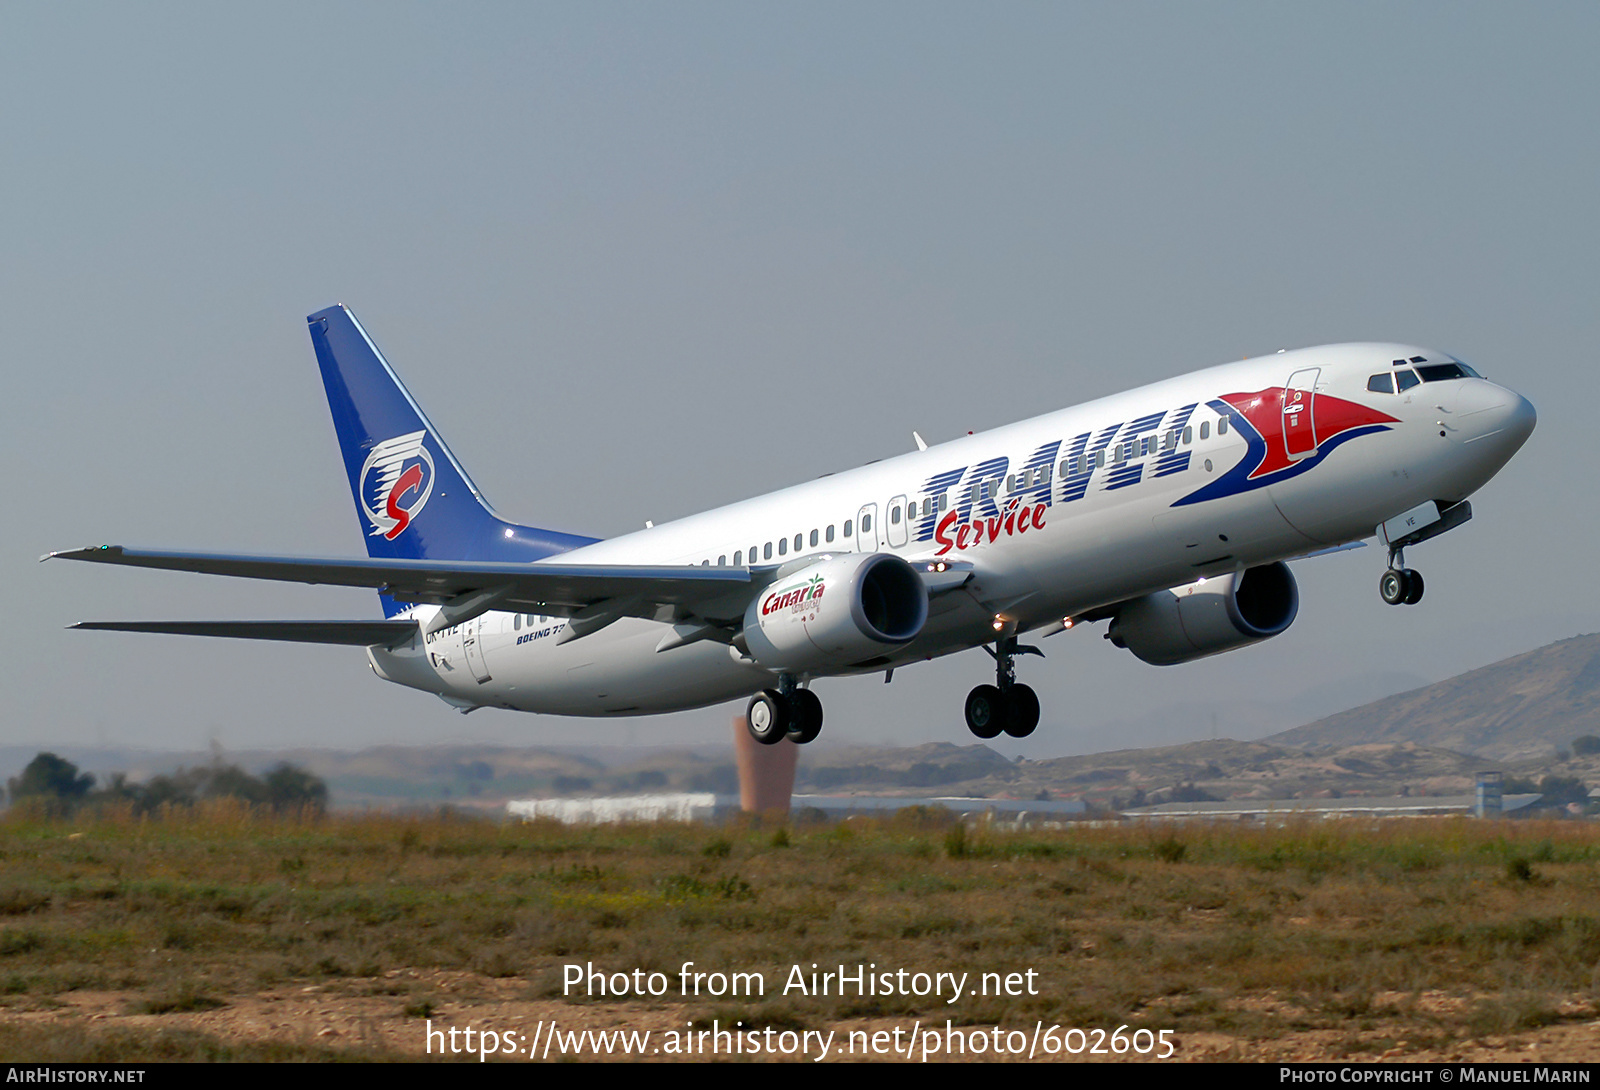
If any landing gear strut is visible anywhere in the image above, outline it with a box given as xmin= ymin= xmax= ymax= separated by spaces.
xmin=965 ymin=635 xmax=1042 ymax=739
xmin=1380 ymin=546 xmax=1425 ymax=607
xmin=745 ymin=675 xmax=824 ymax=746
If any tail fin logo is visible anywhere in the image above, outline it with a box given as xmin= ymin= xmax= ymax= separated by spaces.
xmin=358 ymin=430 xmax=436 ymax=539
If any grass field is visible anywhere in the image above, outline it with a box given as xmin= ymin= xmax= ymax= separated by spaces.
xmin=0 ymin=804 xmax=1596 ymax=1061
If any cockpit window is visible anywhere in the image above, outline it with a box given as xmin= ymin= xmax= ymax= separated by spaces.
xmin=1416 ymin=362 xmax=1478 ymax=382
xmin=1367 ymin=373 xmax=1395 ymax=394
xmin=1395 ymin=369 xmax=1421 ymax=392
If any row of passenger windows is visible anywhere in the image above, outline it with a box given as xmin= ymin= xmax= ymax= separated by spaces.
xmin=1058 ymin=419 xmax=1225 ymax=476
xmin=1367 ymin=359 xmax=1479 ymax=394
xmin=702 ymin=519 xmax=862 ymax=567
xmin=683 ymin=416 xmax=1233 ymax=567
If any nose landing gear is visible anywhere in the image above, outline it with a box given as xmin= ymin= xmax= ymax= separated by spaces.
xmin=1379 ymin=547 xmax=1425 ymax=607
xmin=964 ymin=635 xmax=1042 ymax=739
xmin=1375 ymin=500 xmax=1474 ymax=607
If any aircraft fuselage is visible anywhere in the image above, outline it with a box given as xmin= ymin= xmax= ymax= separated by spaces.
xmin=371 ymin=342 xmax=1534 ymax=717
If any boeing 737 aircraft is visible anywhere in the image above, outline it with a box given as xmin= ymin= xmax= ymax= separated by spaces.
xmin=49 ymin=306 xmax=1536 ymax=744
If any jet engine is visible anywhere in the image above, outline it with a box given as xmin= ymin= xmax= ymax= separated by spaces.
xmin=1107 ymin=562 xmax=1298 ymax=666
xmin=741 ymin=552 xmax=928 ymax=671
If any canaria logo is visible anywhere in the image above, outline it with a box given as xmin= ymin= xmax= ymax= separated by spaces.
xmin=359 ymin=430 xmax=435 ymax=539
xmin=762 ymin=573 xmax=826 ymax=616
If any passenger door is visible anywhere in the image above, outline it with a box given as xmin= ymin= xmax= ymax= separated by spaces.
xmin=1283 ymin=367 xmax=1320 ymax=460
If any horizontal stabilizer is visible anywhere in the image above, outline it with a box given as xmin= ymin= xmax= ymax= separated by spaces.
xmin=69 ymin=620 xmax=418 ymax=648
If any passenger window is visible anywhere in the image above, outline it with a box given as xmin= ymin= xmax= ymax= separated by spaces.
xmin=890 ymin=506 xmax=901 ymax=525
xmin=1218 ymin=417 xmax=1229 ymax=435
xmin=810 ymin=529 xmax=819 ymax=547
xmin=1093 ymin=450 xmax=1105 ymax=469
xmin=1183 ymin=426 xmax=1192 ymax=445
xmin=1367 ymin=373 xmax=1395 ymax=394
xmin=513 ymin=614 xmax=521 ymax=631
xmin=1200 ymin=421 xmax=1210 ymax=440
xmin=734 ymin=550 xmax=742 ymax=566
xmin=793 ymin=533 xmax=802 ymax=552
xmin=844 ymin=519 xmax=853 ymax=537
xmin=778 ymin=538 xmax=787 ymax=556
xmin=1396 ymin=369 xmax=1420 ymax=392
xmin=764 ymin=542 xmax=773 ymax=560
xmin=701 ymin=559 xmax=710 ymax=566
xmin=825 ymin=525 xmax=834 ymax=543
xmin=862 ymin=514 xmax=872 ymax=532
xmin=718 ymin=555 xmax=726 ymax=566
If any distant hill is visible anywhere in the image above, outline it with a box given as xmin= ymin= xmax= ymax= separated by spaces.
xmin=1266 ymin=633 xmax=1600 ymax=761
xmin=14 ymin=631 xmax=1600 ymax=809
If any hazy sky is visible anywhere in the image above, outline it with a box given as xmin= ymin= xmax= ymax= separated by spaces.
xmin=7 ymin=3 xmax=1597 ymax=759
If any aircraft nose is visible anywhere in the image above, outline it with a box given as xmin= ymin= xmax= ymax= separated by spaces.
xmin=1455 ymin=381 xmax=1535 ymax=455
xmin=1503 ymin=389 xmax=1537 ymax=446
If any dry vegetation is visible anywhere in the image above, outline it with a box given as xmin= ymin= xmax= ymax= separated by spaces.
xmin=0 ymin=804 xmax=1597 ymax=1061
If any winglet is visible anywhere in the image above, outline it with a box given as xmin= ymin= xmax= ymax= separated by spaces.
xmin=42 ymin=545 xmax=123 ymax=563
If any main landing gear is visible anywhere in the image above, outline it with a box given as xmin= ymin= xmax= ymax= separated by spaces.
xmin=965 ymin=635 xmax=1042 ymax=740
xmin=746 ymin=676 xmax=824 ymax=746
xmin=1379 ymin=546 xmax=1425 ymax=607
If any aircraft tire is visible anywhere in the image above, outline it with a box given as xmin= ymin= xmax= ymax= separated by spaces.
xmin=1403 ymin=569 xmax=1425 ymax=605
xmin=965 ymin=684 xmax=1006 ymax=739
xmin=1003 ymin=684 xmax=1041 ymax=738
xmin=787 ymin=689 xmax=824 ymax=744
xmin=746 ymin=690 xmax=790 ymax=746
xmin=1379 ymin=569 xmax=1407 ymax=605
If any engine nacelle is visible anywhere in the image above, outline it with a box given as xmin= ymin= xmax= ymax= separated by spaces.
xmin=742 ymin=553 xmax=928 ymax=671
xmin=1107 ymin=562 xmax=1298 ymax=666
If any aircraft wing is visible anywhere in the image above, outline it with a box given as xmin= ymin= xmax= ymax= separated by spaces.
xmin=46 ymin=544 xmax=754 ymax=619
xmin=47 ymin=546 xmax=975 ymax=641
xmin=69 ymin=620 xmax=420 ymax=648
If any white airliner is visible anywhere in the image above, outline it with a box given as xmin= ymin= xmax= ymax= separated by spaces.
xmin=49 ymin=306 xmax=1535 ymax=744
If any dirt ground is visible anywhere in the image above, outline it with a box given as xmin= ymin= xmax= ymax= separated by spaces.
xmin=5 ymin=970 xmax=1598 ymax=1063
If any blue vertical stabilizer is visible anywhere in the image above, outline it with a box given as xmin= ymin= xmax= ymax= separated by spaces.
xmin=308 ymin=305 xmax=598 ymax=614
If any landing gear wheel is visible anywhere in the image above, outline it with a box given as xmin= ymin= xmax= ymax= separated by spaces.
xmin=746 ymin=690 xmax=790 ymax=746
xmin=1003 ymin=684 xmax=1040 ymax=738
xmin=786 ymin=689 xmax=824 ymax=745
xmin=1403 ymin=569 xmax=1424 ymax=605
xmin=965 ymin=684 xmax=1006 ymax=740
xmin=1379 ymin=569 xmax=1407 ymax=606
